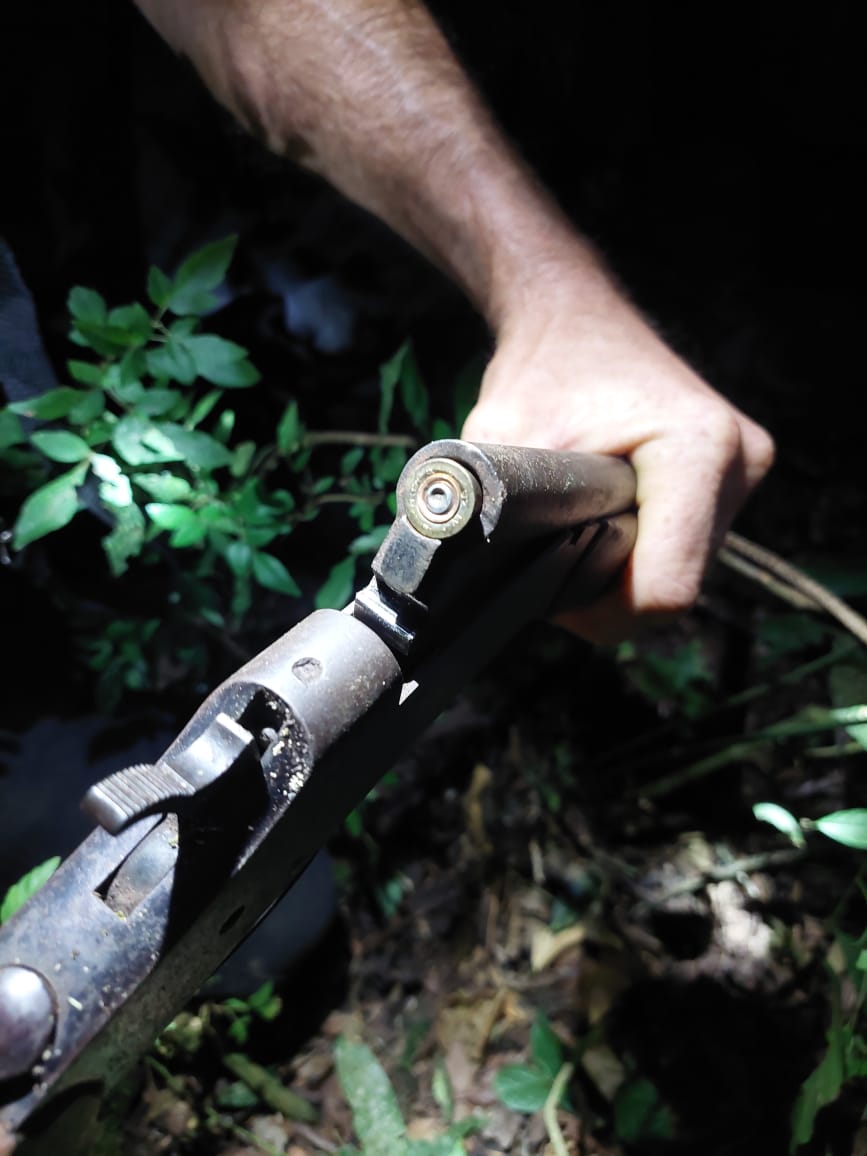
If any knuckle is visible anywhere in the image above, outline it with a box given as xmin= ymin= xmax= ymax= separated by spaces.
xmin=703 ymin=408 xmax=743 ymax=461
xmin=747 ymin=425 xmax=776 ymax=477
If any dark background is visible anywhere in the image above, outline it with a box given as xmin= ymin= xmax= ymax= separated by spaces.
xmin=1 ymin=1 xmax=865 ymax=688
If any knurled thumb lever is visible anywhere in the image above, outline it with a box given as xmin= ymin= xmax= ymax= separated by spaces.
xmin=83 ymin=712 xmax=260 ymax=834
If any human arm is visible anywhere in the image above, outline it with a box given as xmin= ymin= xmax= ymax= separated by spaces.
xmin=133 ymin=0 xmax=775 ymax=639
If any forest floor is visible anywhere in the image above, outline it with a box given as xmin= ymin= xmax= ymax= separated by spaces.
xmin=114 ymin=554 xmax=867 ymax=1156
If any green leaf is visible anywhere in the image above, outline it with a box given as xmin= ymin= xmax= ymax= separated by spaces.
xmin=187 ymin=390 xmax=222 ymax=428
xmin=378 ymin=445 xmax=409 ymax=486
xmin=227 ymin=1017 xmax=250 ymax=1046
xmin=103 ymin=502 xmax=146 ymax=576
xmin=334 ymin=1037 xmax=409 ymax=1156
xmin=9 ymin=387 xmax=85 ymax=421
xmin=67 ymin=359 xmax=105 ymax=387
xmin=118 ymin=348 xmax=148 ymax=387
xmin=30 ymin=430 xmax=91 ymax=463
xmin=494 ymin=1065 xmax=552 ymax=1113
xmin=215 ymin=1081 xmax=259 ymax=1111
xmin=132 ymin=472 xmax=194 ymax=502
xmin=349 ymin=526 xmax=390 ymax=556
xmin=147 ymin=266 xmax=174 ymax=310
xmin=431 ymin=1057 xmax=454 ymax=1124
xmin=397 ymin=342 xmax=429 ymax=434
xmin=315 ymin=556 xmax=355 ymax=610
xmin=410 ymin=1136 xmax=468 ymax=1156
xmin=614 ymin=1078 xmax=675 ymax=1142
xmin=0 ymin=410 xmax=24 ymax=449
xmin=72 ymin=319 xmax=145 ymax=355
xmin=378 ymin=342 xmax=407 ymax=434
xmin=341 ymin=446 xmax=365 ymax=475
xmin=184 ymin=335 xmax=260 ymax=387
xmin=67 ymin=286 xmax=107 ymax=327
xmin=1 ymin=857 xmax=61 ymax=923
xmin=251 ymin=551 xmax=301 ymax=597
xmin=107 ymin=303 xmax=153 ymax=345
xmin=168 ymin=236 xmax=237 ymax=315
xmin=829 ymin=664 xmax=867 ymax=751
xmin=814 ymin=809 xmax=867 ymax=850
xmin=145 ymin=338 xmax=197 ymax=385
xmin=753 ymin=802 xmax=806 ymax=848
xmin=69 ymin=390 xmax=106 ymax=424
xmin=157 ymin=423 xmax=234 ymax=470
xmin=231 ymin=440 xmax=256 ymax=478
xmin=530 ymin=1012 xmax=563 ymax=1081
xmin=112 ymin=416 xmax=183 ymax=466
xmin=146 ymin=503 xmax=206 ymax=547
xmin=277 ymin=400 xmax=303 ymax=455
xmin=12 ymin=462 xmax=88 ymax=549
xmin=790 ymin=1015 xmax=846 ymax=1150
xmin=113 ymin=382 xmax=182 ymax=417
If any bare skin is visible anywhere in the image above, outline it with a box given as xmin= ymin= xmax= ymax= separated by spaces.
xmin=134 ymin=0 xmax=775 ymax=640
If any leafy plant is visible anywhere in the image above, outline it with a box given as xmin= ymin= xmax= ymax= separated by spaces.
xmin=218 ymin=980 xmax=283 ymax=1046
xmin=495 ymin=1010 xmax=567 ymax=1113
xmin=334 ymin=1036 xmax=481 ymax=1155
xmin=789 ymin=928 xmax=867 ymax=1151
xmin=0 ymin=856 xmax=60 ymax=923
xmin=0 ymin=238 xmax=452 ymax=707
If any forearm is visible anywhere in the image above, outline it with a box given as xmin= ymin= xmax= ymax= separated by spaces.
xmin=133 ymin=0 xmax=613 ymax=331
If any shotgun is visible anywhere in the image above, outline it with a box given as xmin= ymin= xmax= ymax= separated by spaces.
xmin=0 ymin=439 xmax=636 ymax=1154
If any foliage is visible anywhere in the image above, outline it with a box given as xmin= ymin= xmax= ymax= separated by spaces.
xmin=789 ymin=928 xmax=867 ymax=1150
xmin=0 ymin=238 xmax=456 ymax=708
xmin=0 ymin=856 xmax=60 ymax=923
xmin=219 ymin=980 xmax=283 ymax=1046
xmin=495 ymin=1010 xmax=566 ymax=1113
xmin=617 ymin=637 xmax=713 ymax=718
xmin=334 ymin=1036 xmax=481 ymax=1155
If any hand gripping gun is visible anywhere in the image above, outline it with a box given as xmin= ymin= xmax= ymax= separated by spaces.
xmin=0 ymin=440 xmax=636 ymax=1154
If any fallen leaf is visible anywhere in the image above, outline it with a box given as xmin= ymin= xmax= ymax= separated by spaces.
xmin=581 ymin=1044 xmax=627 ymax=1101
xmin=531 ymin=923 xmax=587 ymax=972
xmin=435 ymin=989 xmax=506 ymax=1065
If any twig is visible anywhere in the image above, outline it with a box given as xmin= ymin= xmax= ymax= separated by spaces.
xmin=637 ymin=847 xmax=805 ymax=910
xmin=543 ymin=1062 xmax=575 ymax=1156
xmin=222 ymin=1053 xmax=319 ymax=1123
xmin=640 ymin=706 xmax=867 ymax=798
xmin=722 ymin=531 xmax=867 ymax=648
xmin=292 ymin=1121 xmax=340 ymax=1153
xmin=718 ymin=546 xmax=819 ymax=610
xmin=309 ymin=491 xmax=383 ymax=506
xmin=303 ymin=430 xmax=416 ymax=449
xmin=805 ymin=740 xmax=864 ymax=760
xmin=592 ymin=640 xmax=858 ymax=775
xmin=204 ymin=1109 xmax=285 ymax=1156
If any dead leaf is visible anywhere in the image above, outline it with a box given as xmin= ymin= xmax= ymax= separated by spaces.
xmin=581 ymin=1044 xmax=627 ymax=1101
xmin=531 ymin=923 xmax=587 ymax=972
xmin=406 ymin=1117 xmax=446 ymax=1140
xmin=464 ymin=763 xmax=493 ymax=853
xmin=435 ymin=989 xmax=506 ymax=1064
